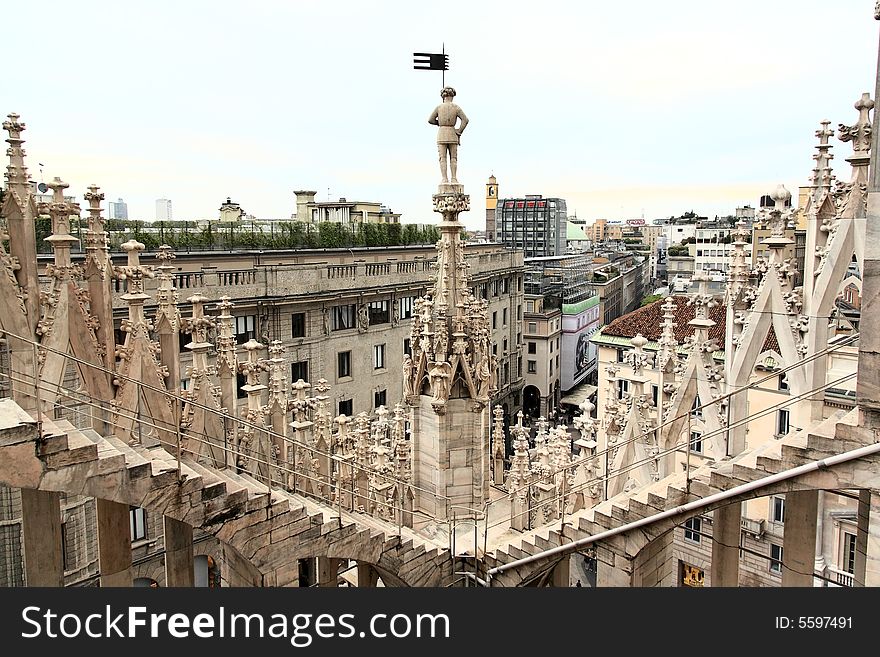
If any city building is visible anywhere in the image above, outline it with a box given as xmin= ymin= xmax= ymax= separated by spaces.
xmin=155 ymin=198 xmax=172 ymax=221
xmin=218 ymin=197 xmax=245 ymax=222
xmin=497 ymin=195 xmax=566 ymax=257
xmin=522 ymin=294 xmax=561 ymax=419
xmin=524 ymin=253 xmax=600 ymax=397
xmin=293 ymin=190 xmax=401 ymax=224
xmin=108 ymin=197 xmax=128 ymax=220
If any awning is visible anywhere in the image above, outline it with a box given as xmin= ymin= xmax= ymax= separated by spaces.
xmin=560 ymin=383 xmax=597 ymax=407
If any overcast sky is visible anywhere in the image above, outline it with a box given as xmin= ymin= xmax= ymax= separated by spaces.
xmin=5 ymin=1 xmax=879 ymax=230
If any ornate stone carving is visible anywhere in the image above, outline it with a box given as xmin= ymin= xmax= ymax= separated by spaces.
xmin=431 ymin=192 xmax=470 ymax=215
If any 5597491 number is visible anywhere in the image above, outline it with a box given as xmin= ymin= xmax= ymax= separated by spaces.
xmin=775 ymin=617 xmax=852 ymax=629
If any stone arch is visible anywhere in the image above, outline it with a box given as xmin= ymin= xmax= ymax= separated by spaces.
xmin=523 ymin=385 xmax=541 ymax=418
xmin=133 ymin=577 xmax=159 ymax=588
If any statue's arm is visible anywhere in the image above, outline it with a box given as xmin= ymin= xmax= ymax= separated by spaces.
xmin=456 ymin=109 xmax=469 ymax=136
xmin=428 ymin=107 xmax=439 ymax=126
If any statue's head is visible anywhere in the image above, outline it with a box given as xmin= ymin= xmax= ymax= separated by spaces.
xmin=440 ymin=86 xmax=456 ymax=99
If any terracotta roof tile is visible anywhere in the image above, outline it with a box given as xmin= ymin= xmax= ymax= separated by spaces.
xmin=603 ymin=296 xmax=778 ymax=353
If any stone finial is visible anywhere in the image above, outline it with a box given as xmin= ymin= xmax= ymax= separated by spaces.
xmin=214 ymin=296 xmax=237 ymax=377
xmin=770 ymin=183 xmax=792 ymax=210
xmin=492 ymin=405 xmax=506 ymax=460
xmin=626 ymin=333 xmax=650 ymax=376
xmin=657 ymin=296 xmax=679 ymax=370
xmin=3 ymin=113 xmax=28 ymax=187
xmin=838 ymin=93 xmax=874 ymax=156
xmin=156 ymin=244 xmax=176 ymax=264
xmin=82 ymin=185 xmax=110 ymax=266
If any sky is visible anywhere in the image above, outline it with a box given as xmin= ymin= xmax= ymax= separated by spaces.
xmin=4 ymin=0 xmax=879 ymax=231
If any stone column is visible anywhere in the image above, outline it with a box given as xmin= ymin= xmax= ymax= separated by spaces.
xmin=854 ymin=490 xmax=880 ymax=586
xmin=551 ymin=555 xmax=570 ymax=587
xmin=710 ymin=504 xmax=741 ymax=587
xmin=97 ymin=499 xmax=133 ymax=587
xmin=781 ymin=490 xmax=818 ymax=587
xmin=357 ymin=562 xmax=379 ymax=588
xmin=317 ymin=557 xmax=342 ymax=587
xmin=163 ymin=516 xmax=194 ymax=587
xmin=20 ymin=489 xmax=63 ymax=586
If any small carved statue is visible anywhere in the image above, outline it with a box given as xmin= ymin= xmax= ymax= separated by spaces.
xmin=428 ymin=87 xmax=469 ymax=184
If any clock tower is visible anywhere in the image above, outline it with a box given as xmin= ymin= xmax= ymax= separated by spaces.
xmin=485 ymin=174 xmax=498 ymax=241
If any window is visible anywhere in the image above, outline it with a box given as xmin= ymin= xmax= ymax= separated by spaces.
xmin=691 ymin=396 xmax=703 ymax=419
xmin=492 ymin=343 xmax=497 ymax=356
xmin=368 ymin=299 xmax=390 ymax=325
xmin=771 ymin=497 xmax=785 ymax=524
xmin=777 ymin=409 xmax=790 ymax=436
xmin=550 ymin=360 xmax=553 ymax=375
xmin=338 ymin=399 xmax=353 ymax=417
xmin=331 ymin=304 xmax=357 ymax=331
xmin=374 ymin=389 xmax=387 ymax=409
xmin=652 ymin=384 xmax=659 ymax=406
xmin=502 ymin=308 xmax=508 ymax=326
xmin=689 ymin=431 xmax=703 ymax=454
xmin=399 ymin=296 xmax=415 ymax=320
xmin=778 ymin=374 xmax=789 ymax=392
xmin=374 ymin=344 xmax=386 ymax=370
xmin=61 ymin=522 xmax=72 ymax=571
xmin=618 ymin=379 xmax=629 ymax=396
xmin=617 ymin=348 xmax=625 ymax=363
xmin=291 ymin=312 xmax=306 ymax=338
xmin=528 ymin=360 xmax=537 ymax=374
xmin=528 ymin=322 xmax=537 ymax=333
xmin=130 ymin=506 xmax=146 ymax=542
xmin=180 ymin=378 xmax=190 ymax=391
xmin=684 ymin=517 xmax=701 ymax=543
xmin=550 ymin=341 xmax=553 ymax=353
xmin=528 ymin=342 xmax=536 ymax=355
xmin=841 ymin=531 xmax=857 ymax=575
xmin=337 ymin=351 xmax=352 ymax=379
xmin=527 ymin=301 xmax=535 ymax=312
xmin=291 ymin=360 xmax=308 ymax=383
xmin=492 ymin=312 xmax=497 ymax=329
xmin=236 ymin=372 xmax=247 ymax=398
xmin=517 ymin=305 xmax=522 ymax=320
xmin=503 ymin=338 xmax=508 ymax=354
xmin=235 ymin=315 xmax=256 ymax=344
xmin=403 ymin=338 xmax=411 ymax=356
xmin=770 ymin=544 xmax=783 ymax=574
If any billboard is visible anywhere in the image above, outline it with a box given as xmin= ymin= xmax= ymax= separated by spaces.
xmin=560 ymin=295 xmax=600 ymax=391
xmin=626 ymin=218 xmax=646 ymax=226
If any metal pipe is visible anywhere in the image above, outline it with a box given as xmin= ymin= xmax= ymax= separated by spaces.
xmin=485 ymin=440 xmax=880 ymax=582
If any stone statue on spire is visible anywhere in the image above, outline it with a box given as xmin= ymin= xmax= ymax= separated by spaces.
xmin=428 ymin=87 xmax=468 ymax=187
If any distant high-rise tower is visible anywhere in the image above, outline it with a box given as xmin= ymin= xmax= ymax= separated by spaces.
xmin=485 ymin=174 xmax=498 ymax=240
xmin=155 ymin=198 xmax=172 ymax=221
xmin=108 ymin=197 xmax=128 ymax=220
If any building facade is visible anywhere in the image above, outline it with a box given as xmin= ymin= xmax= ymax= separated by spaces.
xmin=497 ymin=195 xmax=566 ymax=257
xmin=155 ymin=198 xmax=172 ymax=221
xmin=293 ymin=191 xmax=401 ymax=224
xmin=108 ymin=197 xmax=128 ymax=220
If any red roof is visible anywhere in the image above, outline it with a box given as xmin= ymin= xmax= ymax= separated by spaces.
xmin=602 ymin=296 xmax=779 ymax=352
